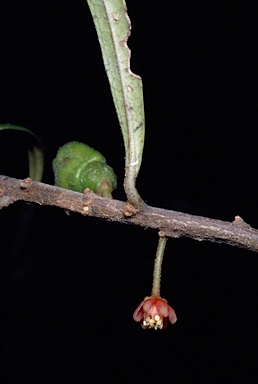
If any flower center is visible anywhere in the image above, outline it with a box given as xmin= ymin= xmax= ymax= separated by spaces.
xmin=142 ymin=314 xmax=163 ymax=330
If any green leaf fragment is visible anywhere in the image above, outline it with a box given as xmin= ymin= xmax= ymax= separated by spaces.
xmin=0 ymin=123 xmax=44 ymax=181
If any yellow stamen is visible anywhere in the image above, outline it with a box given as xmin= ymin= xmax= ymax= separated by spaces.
xmin=143 ymin=314 xmax=164 ymax=330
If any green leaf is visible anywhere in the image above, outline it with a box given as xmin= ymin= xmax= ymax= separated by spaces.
xmin=0 ymin=124 xmax=44 ymax=181
xmin=86 ymin=0 xmax=145 ymax=178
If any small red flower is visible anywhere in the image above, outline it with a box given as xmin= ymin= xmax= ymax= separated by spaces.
xmin=133 ymin=296 xmax=177 ymax=330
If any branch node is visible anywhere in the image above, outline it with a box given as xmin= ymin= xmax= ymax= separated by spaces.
xmin=233 ymin=215 xmax=251 ymax=228
xmin=82 ymin=202 xmax=91 ymax=216
xmin=170 ymin=230 xmax=181 ymax=239
xmin=123 ymin=201 xmax=137 ymax=217
xmin=20 ymin=177 xmax=32 ymax=189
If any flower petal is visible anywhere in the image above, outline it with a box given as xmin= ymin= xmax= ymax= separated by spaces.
xmin=133 ymin=300 xmax=144 ymax=321
xmin=142 ymin=297 xmax=155 ymax=313
xmin=168 ymin=306 xmax=177 ymax=324
xmin=155 ymin=298 xmax=170 ymax=317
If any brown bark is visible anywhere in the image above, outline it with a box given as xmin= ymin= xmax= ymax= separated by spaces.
xmin=1 ymin=175 xmax=258 ymax=253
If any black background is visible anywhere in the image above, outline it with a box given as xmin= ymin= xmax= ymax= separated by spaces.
xmin=0 ymin=1 xmax=257 ymax=383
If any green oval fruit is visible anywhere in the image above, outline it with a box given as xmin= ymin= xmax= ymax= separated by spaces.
xmin=52 ymin=141 xmax=117 ymax=198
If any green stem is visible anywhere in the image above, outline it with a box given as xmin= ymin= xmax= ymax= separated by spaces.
xmin=151 ymin=236 xmax=168 ymax=297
